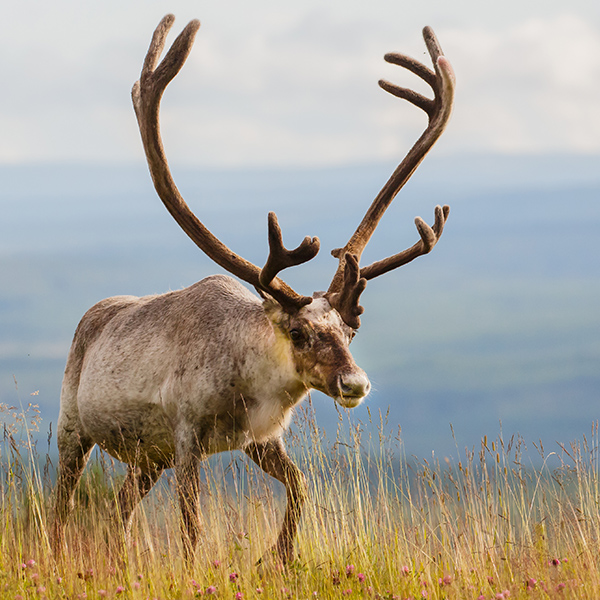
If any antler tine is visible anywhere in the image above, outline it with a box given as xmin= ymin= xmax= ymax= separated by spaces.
xmin=360 ymin=204 xmax=449 ymax=280
xmin=259 ymin=212 xmax=320 ymax=289
xmin=328 ymin=26 xmax=455 ymax=301
xmin=133 ymin=16 xmax=317 ymax=312
xmin=325 ymin=254 xmax=367 ymax=330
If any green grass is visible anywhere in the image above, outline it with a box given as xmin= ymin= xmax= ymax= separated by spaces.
xmin=1 ymin=401 xmax=600 ymax=599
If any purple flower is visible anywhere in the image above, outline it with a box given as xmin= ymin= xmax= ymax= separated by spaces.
xmin=229 ymin=572 xmax=238 ymax=582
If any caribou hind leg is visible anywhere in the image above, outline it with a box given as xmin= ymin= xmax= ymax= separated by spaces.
xmin=51 ymin=428 xmax=94 ymax=554
xmin=116 ymin=464 xmax=163 ymax=537
xmin=174 ymin=436 xmax=203 ymax=563
xmin=244 ymin=437 xmax=308 ymax=565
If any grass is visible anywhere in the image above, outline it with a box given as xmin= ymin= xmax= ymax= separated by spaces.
xmin=1 ymin=400 xmax=600 ymax=599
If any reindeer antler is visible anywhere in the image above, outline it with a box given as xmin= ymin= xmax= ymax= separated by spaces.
xmin=259 ymin=212 xmax=320 ymax=289
xmin=132 ymin=15 xmax=319 ymax=311
xmin=328 ymin=26 xmax=455 ymax=326
xmin=325 ymin=254 xmax=366 ymax=329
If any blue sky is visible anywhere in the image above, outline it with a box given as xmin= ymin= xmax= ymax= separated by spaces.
xmin=1 ymin=0 xmax=599 ymax=167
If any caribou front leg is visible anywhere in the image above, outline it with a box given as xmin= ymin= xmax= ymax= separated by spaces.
xmin=244 ymin=437 xmax=308 ymax=565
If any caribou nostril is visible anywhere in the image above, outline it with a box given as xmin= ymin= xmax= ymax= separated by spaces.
xmin=339 ymin=373 xmax=371 ymax=398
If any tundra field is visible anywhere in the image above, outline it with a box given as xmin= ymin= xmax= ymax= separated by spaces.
xmin=2 ymin=402 xmax=600 ymax=600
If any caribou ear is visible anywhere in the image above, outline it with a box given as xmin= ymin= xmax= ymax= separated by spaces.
xmin=262 ymin=296 xmax=289 ymax=321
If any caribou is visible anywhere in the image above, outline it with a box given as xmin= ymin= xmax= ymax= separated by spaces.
xmin=52 ymin=15 xmax=455 ymax=564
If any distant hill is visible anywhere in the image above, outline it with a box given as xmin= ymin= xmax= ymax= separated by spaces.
xmin=1 ymin=153 xmax=599 ymax=459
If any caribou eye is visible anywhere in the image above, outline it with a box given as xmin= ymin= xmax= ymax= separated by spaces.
xmin=289 ymin=328 xmax=304 ymax=343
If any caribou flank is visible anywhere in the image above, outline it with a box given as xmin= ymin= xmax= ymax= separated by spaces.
xmin=52 ymin=15 xmax=455 ymax=564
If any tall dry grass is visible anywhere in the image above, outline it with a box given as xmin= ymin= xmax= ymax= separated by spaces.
xmin=1 ymin=399 xmax=599 ymax=599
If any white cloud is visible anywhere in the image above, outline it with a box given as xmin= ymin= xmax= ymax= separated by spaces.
xmin=444 ymin=14 xmax=600 ymax=154
xmin=0 ymin=4 xmax=598 ymax=166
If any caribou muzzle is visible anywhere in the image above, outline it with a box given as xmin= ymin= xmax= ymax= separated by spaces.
xmin=333 ymin=371 xmax=371 ymax=408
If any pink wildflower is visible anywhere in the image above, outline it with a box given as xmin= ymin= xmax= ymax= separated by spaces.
xmin=132 ymin=581 xmax=141 ymax=590
xmin=342 ymin=589 xmax=352 ymax=596
xmin=36 ymin=587 xmax=46 ymax=595
xmin=235 ymin=593 xmax=243 ymax=600
xmin=477 ymin=596 xmax=486 ymax=600
xmin=98 ymin=591 xmax=107 ymax=598
xmin=556 ymin=583 xmax=566 ymax=591
xmin=443 ymin=575 xmax=452 ymax=585
xmin=26 ymin=559 xmax=36 ymax=568
xmin=213 ymin=560 xmax=221 ymax=568
xmin=346 ymin=564 xmax=355 ymax=576
xmin=402 ymin=565 xmax=410 ymax=576
xmin=116 ymin=586 xmax=125 ymax=594
xmin=206 ymin=586 xmax=217 ymax=595
xmin=357 ymin=573 xmax=365 ymax=583
xmin=56 ymin=577 xmax=63 ymax=585
xmin=256 ymin=588 xmax=263 ymax=594
xmin=526 ymin=578 xmax=537 ymax=590
xmin=229 ymin=572 xmax=238 ymax=582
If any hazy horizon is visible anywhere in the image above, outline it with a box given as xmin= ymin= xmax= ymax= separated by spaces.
xmin=2 ymin=153 xmax=599 ymax=462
